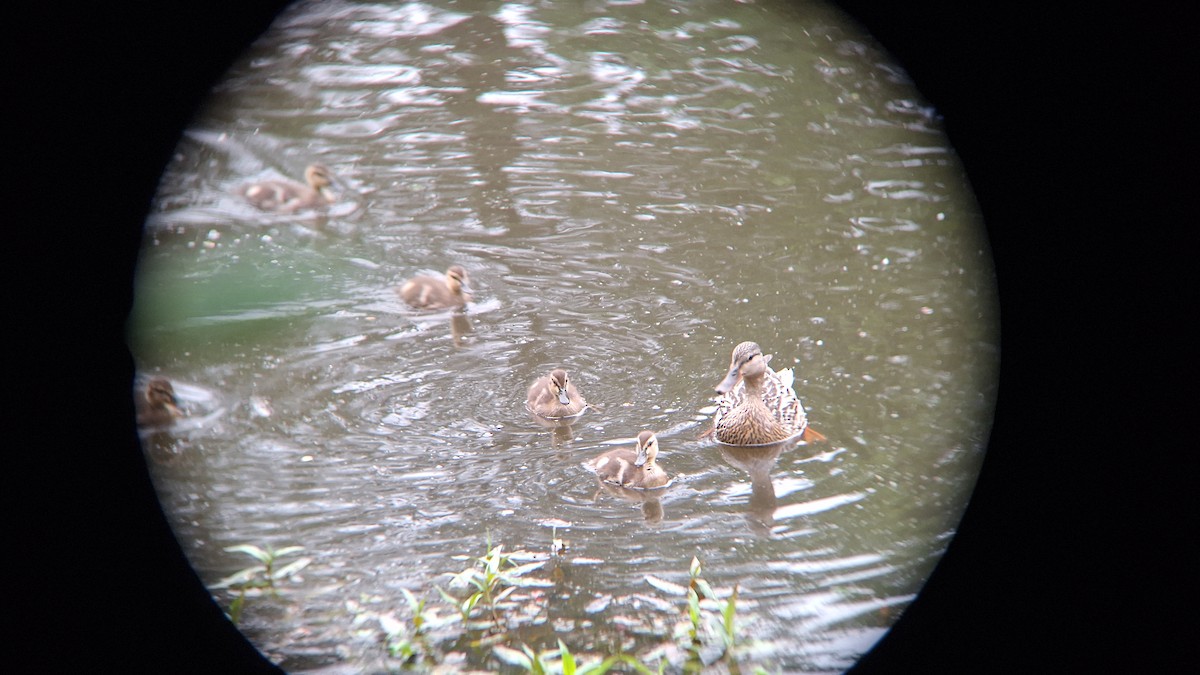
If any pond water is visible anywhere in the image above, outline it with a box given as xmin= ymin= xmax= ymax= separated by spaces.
xmin=129 ymin=0 xmax=999 ymax=672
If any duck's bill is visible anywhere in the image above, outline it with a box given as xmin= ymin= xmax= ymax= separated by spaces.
xmin=715 ymin=367 xmax=740 ymax=394
xmin=634 ymin=447 xmax=649 ymax=467
xmin=557 ymin=390 xmax=571 ymax=405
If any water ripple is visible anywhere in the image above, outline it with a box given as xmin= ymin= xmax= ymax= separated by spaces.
xmin=134 ymin=1 xmax=996 ymax=670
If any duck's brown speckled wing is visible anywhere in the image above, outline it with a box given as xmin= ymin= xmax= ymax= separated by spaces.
xmin=714 ymin=367 xmax=806 ymax=436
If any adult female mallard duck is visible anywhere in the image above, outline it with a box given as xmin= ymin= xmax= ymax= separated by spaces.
xmin=238 ymin=163 xmax=337 ymax=212
xmin=711 ymin=341 xmax=823 ymax=446
xmin=136 ymin=377 xmax=183 ymax=428
xmin=589 ymin=431 xmax=669 ymax=489
xmin=525 ymin=368 xmax=587 ymax=420
xmin=398 ymin=265 xmax=472 ymax=310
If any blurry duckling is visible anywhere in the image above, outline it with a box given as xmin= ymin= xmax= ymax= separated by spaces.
xmin=589 ymin=431 xmax=669 ymax=489
xmin=525 ymin=368 xmax=587 ymax=419
xmin=136 ymin=377 xmax=183 ymax=428
xmin=238 ymin=163 xmax=337 ymax=212
xmin=398 ymin=265 xmax=472 ymax=310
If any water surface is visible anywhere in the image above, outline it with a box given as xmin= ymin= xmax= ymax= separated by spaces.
xmin=131 ymin=0 xmax=998 ymax=671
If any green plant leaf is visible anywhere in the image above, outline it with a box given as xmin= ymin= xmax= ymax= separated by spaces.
xmin=271 ymin=545 xmax=305 ymax=558
xmin=687 ymin=588 xmax=702 ymax=638
xmin=228 ymin=592 xmax=245 ymax=625
xmin=224 ymin=544 xmax=270 ymax=563
xmin=387 ymin=638 xmax=414 ymax=660
xmin=493 ymin=585 xmax=519 ymax=604
xmin=690 ymin=556 xmax=702 ymax=578
xmin=483 ymin=544 xmax=505 ymax=575
xmin=271 ymin=556 xmax=312 ymax=579
xmin=462 ymin=591 xmax=482 ymax=615
xmin=522 ymin=644 xmax=548 ymax=675
xmin=611 ymin=653 xmax=658 ymax=674
xmin=208 ymin=565 xmax=266 ymax=589
xmin=435 ymin=585 xmax=458 ymax=605
xmin=577 ymin=657 xmax=617 ymax=675
xmin=436 ymin=585 xmax=472 ymax=623
xmin=558 ymin=639 xmax=576 ymax=675
xmin=445 ymin=567 xmax=478 ymax=590
xmin=693 ymin=578 xmax=717 ymax=601
xmin=722 ymin=584 xmax=739 ymax=645
xmin=400 ymin=587 xmax=418 ymax=607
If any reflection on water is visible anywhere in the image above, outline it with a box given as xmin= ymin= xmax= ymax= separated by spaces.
xmin=130 ymin=0 xmax=997 ymax=672
xmin=591 ymin=482 xmax=670 ymax=524
xmin=718 ymin=441 xmax=790 ymax=535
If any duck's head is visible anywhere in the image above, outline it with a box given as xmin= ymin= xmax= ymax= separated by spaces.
xmin=146 ymin=377 xmax=182 ymax=413
xmin=549 ymin=368 xmax=572 ymax=405
xmin=305 ymin=163 xmax=339 ymax=203
xmin=305 ymin=163 xmax=335 ymax=190
xmin=634 ymin=430 xmax=659 ymax=468
xmin=445 ymin=265 xmax=472 ymax=296
xmin=715 ymin=341 xmax=771 ymax=394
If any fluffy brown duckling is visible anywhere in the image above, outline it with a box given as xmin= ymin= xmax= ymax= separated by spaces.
xmin=589 ymin=431 xmax=669 ymax=489
xmin=136 ymin=377 xmax=183 ymax=428
xmin=525 ymin=368 xmax=587 ymax=419
xmin=238 ymin=163 xmax=337 ymax=212
xmin=398 ymin=265 xmax=472 ymax=310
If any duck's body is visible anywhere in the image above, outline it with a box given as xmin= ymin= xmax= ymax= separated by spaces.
xmin=525 ymin=368 xmax=587 ymax=419
xmin=238 ymin=164 xmax=336 ymax=212
xmin=398 ymin=265 xmax=472 ymax=310
xmin=712 ymin=341 xmax=809 ymax=446
xmin=137 ymin=377 xmax=183 ymax=428
xmin=590 ymin=431 xmax=669 ymax=489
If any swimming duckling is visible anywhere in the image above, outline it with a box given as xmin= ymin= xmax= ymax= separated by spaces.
xmin=590 ymin=431 xmax=669 ymax=489
xmin=398 ymin=265 xmax=472 ymax=310
xmin=238 ymin=163 xmax=337 ymax=212
xmin=525 ymin=368 xmax=587 ymax=419
xmin=712 ymin=341 xmax=811 ymax=446
xmin=136 ymin=377 xmax=183 ymax=428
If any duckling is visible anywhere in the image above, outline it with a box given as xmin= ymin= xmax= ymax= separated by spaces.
xmin=238 ymin=163 xmax=337 ymax=212
xmin=712 ymin=341 xmax=809 ymax=446
xmin=525 ymin=368 xmax=587 ymax=419
xmin=590 ymin=431 xmax=669 ymax=489
xmin=398 ymin=265 xmax=472 ymax=310
xmin=136 ymin=377 xmax=183 ymax=428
